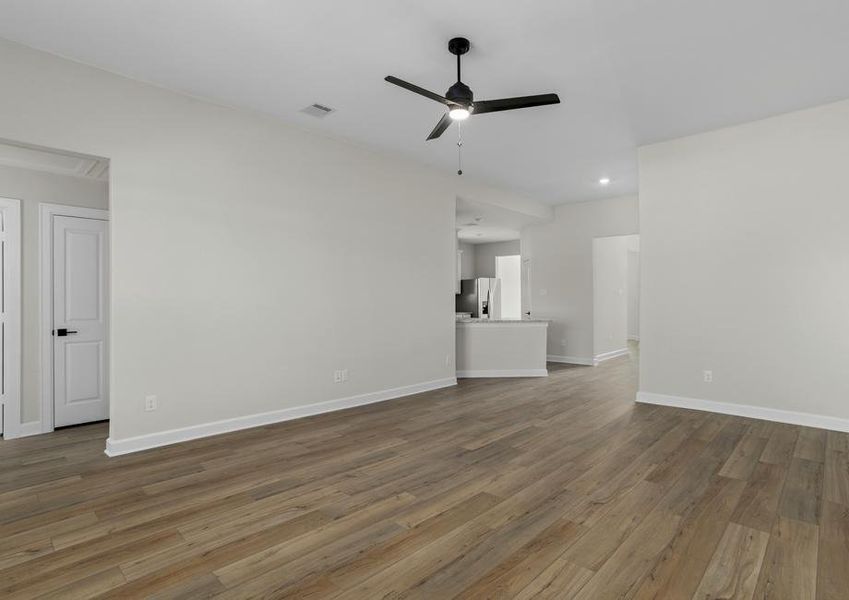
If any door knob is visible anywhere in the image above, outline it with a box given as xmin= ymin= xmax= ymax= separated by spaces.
xmin=54 ymin=328 xmax=79 ymax=337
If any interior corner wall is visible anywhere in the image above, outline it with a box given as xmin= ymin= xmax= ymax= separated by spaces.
xmin=522 ymin=196 xmax=638 ymax=363
xmin=0 ymin=39 xmax=473 ymax=445
xmin=0 ymin=165 xmax=109 ymax=424
xmin=639 ymin=98 xmax=849 ymax=425
xmin=473 ymin=240 xmax=521 ymax=279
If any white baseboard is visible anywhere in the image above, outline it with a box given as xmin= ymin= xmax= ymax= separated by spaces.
xmin=456 ymin=369 xmax=548 ymax=378
xmin=2 ymin=420 xmax=42 ymax=440
xmin=105 ymin=377 xmax=457 ymax=457
xmin=594 ymin=348 xmax=630 ymax=364
xmin=547 ymin=355 xmax=595 ymax=366
xmin=636 ymin=391 xmax=849 ymax=433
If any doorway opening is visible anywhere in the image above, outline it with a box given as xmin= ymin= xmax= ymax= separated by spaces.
xmin=592 ymin=234 xmax=639 ymax=365
xmin=0 ymin=139 xmax=109 ymax=439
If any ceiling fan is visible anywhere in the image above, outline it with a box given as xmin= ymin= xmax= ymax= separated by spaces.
xmin=385 ymin=37 xmax=560 ymax=142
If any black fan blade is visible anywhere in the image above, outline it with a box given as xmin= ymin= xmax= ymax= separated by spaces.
xmin=473 ymin=93 xmax=560 ymax=115
xmin=427 ymin=112 xmax=453 ymax=140
xmin=385 ymin=76 xmax=452 ymax=106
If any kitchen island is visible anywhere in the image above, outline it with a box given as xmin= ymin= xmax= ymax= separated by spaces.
xmin=456 ymin=318 xmax=549 ymax=378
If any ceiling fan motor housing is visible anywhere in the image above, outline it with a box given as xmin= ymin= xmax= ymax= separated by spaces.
xmin=446 ymin=81 xmax=473 ymax=106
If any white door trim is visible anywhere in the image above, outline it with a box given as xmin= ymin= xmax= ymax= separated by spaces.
xmin=0 ymin=198 xmax=22 ymax=438
xmin=40 ymin=203 xmax=109 ymax=434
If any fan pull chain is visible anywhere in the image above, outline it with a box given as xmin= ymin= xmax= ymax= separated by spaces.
xmin=457 ymin=122 xmax=463 ymax=176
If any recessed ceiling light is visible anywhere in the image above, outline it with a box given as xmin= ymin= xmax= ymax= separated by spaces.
xmin=598 ymin=177 xmax=611 ymax=186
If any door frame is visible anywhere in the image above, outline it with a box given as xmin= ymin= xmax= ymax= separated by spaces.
xmin=0 ymin=198 xmax=21 ymax=438
xmin=39 ymin=203 xmax=109 ymax=433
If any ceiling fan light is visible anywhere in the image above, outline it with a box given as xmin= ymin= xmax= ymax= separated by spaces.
xmin=449 ymin=107 xmax=470 ymax=121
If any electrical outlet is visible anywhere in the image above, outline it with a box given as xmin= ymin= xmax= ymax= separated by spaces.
xmin=333 ymin=370 xmax=343 ymax=383
xmin=703 ymin=370 xmax=713 ymax=383
xmin=341 ymin=369 xmax=349 ymax=382
xmin=144 ymin=394 xmax=158 ymax=411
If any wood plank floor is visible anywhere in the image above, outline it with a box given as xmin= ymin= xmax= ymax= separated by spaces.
xmin=2 ymin=349 xmax=848 ymax=599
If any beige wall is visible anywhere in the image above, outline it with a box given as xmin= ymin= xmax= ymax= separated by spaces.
xmin=522 ymin=196 xmax=638 ymax=363
xmin=639 ymin=98 xmax=849 ymax=426
xmin=0 ymin=164 xmax=108 ymax=422
xmin=0 ymin=39 xmax=476 ymax=444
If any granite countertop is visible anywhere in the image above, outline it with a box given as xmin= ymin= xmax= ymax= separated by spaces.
xmin=456 ymin=317 xmax=550 ymax=324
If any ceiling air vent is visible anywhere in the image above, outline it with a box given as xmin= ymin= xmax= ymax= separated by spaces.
xmin=300 ymin=103 xmax=335 ymax=118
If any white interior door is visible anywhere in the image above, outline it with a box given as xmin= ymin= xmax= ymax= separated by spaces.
xmin=0 ymin=199 xmax=21 ymax=437
xmin=53 ymin=215 xmax=109 ymax=427
xmin=0 ymin=207 xmax=5 ymax=436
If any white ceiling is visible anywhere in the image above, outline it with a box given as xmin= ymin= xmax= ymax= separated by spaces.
xmin=1 ymin=0 xmax=848 ymax=204
xmin=457 ymin=197 xmax=548 ymax=244
xmin=0 ymin=140 xmax=108 ymax=181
